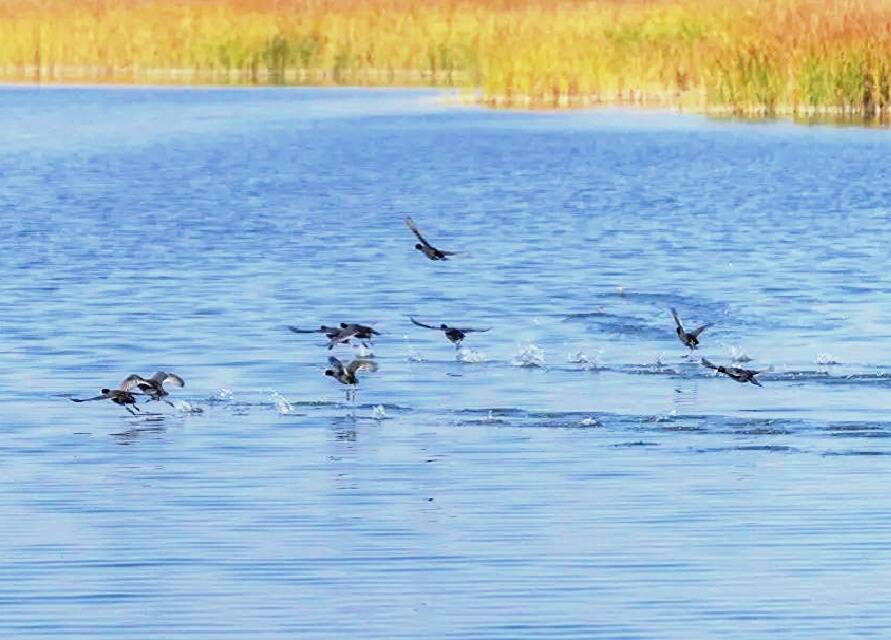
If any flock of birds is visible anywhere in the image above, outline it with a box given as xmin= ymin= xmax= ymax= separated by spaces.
xmin=70 ymin=217 xmax=763 ymax=415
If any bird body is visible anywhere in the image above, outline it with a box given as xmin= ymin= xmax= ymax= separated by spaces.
xmin=71 ymin=388 xmax=141 ymax=414
xmin=671 ymin=307 xmax=713 ymax=350
xmin=325 ymin=356 xmax=378 ymax=385
xmin=120 ymin=371 xmax=185 ymax=406
xmin=405 ymin=216 xmax=456 ymax=261
xmin=326 ymin=323 xmax=380 ymax=350
xmin=410 ymin=317 xmax=491 ymax=347
xmin=701 ymin=358 xmax=763 ymax=387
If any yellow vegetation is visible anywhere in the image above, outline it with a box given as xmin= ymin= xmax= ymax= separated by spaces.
xmin=1 ymin=0 xmax=890 ymax=116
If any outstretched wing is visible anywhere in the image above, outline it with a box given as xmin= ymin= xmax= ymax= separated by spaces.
xmin=288 ymin=325 xmax=323 ymax=334
xmin=691 ymin=322 xmax=713 ymax=338
xmin=154 ymin=372 xmax=184 ymax=387
xmin=405 ymin=216 xmax=434 ymax=249
xmin=70 ymin=395 xmax=105 ymax=403
xmin=119 ymin=374 xmax=149 ymax=392
xmin=700 ymin=358 xmax=719 ymax=371
xmin=457 ymin=326 xmax=492 ymax=333
xmin=347 ymin=358 xmax=378 ymax=375
xmin=327 ymin=357 xmax=345 ymax=376
xmin=327 ymin=327 xmax=357 ymax=350
xmin=670 ymin=307 xmax=685 ymax=333
xmin=410 ymin=317 xmax=439 ymax=330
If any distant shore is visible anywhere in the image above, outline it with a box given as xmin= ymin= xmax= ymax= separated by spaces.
xmin=2 ymin=0 xmax=890 ymax=120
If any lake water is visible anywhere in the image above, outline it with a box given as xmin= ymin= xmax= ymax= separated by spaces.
xmin=2 ymin=86 xmax=891 ymax=638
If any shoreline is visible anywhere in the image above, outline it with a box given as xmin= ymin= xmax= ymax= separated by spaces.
xmin=2 ymin=75 xmax=888 ymax=127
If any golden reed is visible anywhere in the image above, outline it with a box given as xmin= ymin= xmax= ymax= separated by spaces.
xmin=1 ymin=0 xmax=889 ymax=116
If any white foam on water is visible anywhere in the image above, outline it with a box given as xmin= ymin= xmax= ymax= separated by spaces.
xmin=371 ymin=405 xmax=387 ymax=420
xmin=269 ymin=392 xmax=297 ymax=415
xmin=457 ymin=348 xmax=486 ymax=363
xmin=513 ymin=343 xmax=545 ymax=368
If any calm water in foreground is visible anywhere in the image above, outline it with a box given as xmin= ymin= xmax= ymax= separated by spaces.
xmin=2 ymin=87 xmax=891 ymax=638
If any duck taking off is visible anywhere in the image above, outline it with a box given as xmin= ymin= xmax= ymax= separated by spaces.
xmin=326 ymin=323 xmax=380 ymax=350
xmin=71 ymin=387 xmax=141 ymax=415
xmin=410 ymin=317 xmax=491 ymax=349
xmin=120 ymin=371 xmax=185 ymax=407
xmin=671 ymin=307 xmax=713 ymax=350
xmin=405 ymin=216 xmax=456 ymax=261
xmin=701 ymin=358 xmax=763 ymax=387
xmin=325 ymin=356 xmax=378 ymax=400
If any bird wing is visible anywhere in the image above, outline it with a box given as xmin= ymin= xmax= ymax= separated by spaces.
xmin=288 ymin=325 xmax=324 ymax=334
xmin=347 ymin=358 xmax=378 ymax=375
xmin=70 ymin=395 xmax=106 ymax=402
xmin=457 ymin=326 xmax=492 ymax=333
xmin=700 ymin=358 xmax=719 ymax=371
xmin=670 ymin=307 xmax=685 ymax=333
xmin=327 ymin=327 xmax=357 ymax=350
xmin=410 ymin=317 xmax=440 ymax=330
xmin=154 ymin=371 xmax=184 ymax=387
xmin=119 ymin=374 xmax=149 ymax=391
xmin=691 ymin=322 xmax=713 ymax=337
xmin=405 ymin=216 xmax=434 ymax=249
xmin=327 ymin=357 xmax=345 ymax=376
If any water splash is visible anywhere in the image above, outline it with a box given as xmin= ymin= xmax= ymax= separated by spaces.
xmin=371 ymin=405 xmax=387 ymax=420
xmin=513 ymin=343 xmax=545 ymax=368
xmin=269 ymin=392 xmax=297 ymax=415
xmin=579 ymin=416 xmax=603 ymax=427
xmin=816 ymin=353 xmax=841 ymax=366
xmin=209 ymin=388 xmax=233 ymax=403
xmin=457 ymin=348 xmax=486 ymax=363
xmin=729 ymin=345 xmax=753 ymax=363
xmin=354 ymin=344 xmax=374 ymax=358
xmin=568 ymin=350 xmax=603 ymax=371
xmin=175 ymin=400 xmax=204 ymax=414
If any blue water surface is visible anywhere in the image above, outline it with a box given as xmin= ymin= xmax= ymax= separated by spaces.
xmin=2 ymin=86 xmax=891 ymax=639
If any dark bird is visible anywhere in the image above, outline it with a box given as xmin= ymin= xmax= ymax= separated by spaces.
xmin=405 ymin=216 xmax=456 ymax=261
xmin=325 ymin=356 xmax=378 ymax=401
xmin=410 ymin=317 xmax=491 ymax=349
xmin=288 ymin=325 xmax=342 ymax=340
xmin=120 ymin=371 xmax=185 ymax=407
xmin=71 ymin=388 xmax=141 ymax=415
xmin=326 ymin=323 xmax=380 ymax=350
xmin=701 ymin=358 xmax=763 ymax=387
xmin=671 ymin=307 xmax=713 ymax=350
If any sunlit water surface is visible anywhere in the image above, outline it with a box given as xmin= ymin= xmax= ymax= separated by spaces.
xmin=2 ymin=87 xmax=891 ymax=638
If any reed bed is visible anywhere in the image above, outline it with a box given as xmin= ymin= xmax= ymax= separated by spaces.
xmin=1 ymin=0 xmax=890 ymax=117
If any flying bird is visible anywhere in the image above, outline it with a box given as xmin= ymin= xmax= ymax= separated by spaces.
xmin=326 ymin=323 xmax=380 ymax=350
xmin=71 ymin=387 xmax=141 ymax=415
xmin=671 ymin=307 xmax=713 ymax=350
xmin=120 ymin=371 xmax=185 ymax=407
xmin=325 ymin=356 xmax=378 ymax=400
xmin=410 ymin=317 xmax=491 ymax=348
xmin=701 ymin=358 xmax=763 ymax=387
xmin=405 ymin=216 xmax=456 ymax=261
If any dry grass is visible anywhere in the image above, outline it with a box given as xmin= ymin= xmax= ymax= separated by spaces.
xmin=1 ymin=0 xmax=890 ymax=116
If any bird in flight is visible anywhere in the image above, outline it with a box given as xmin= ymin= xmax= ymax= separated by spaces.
xmin=326 ymin=323 xmax=380 ymax=350
xmin=325 ymin=356 xmax=378 ymax=400
xmin=71 ymin=387 xmax=142 ymax=415
xmin=405 ymin=216 xmax=456 ymax=261
xmin=671 ymin=307 xmax=713 ymax=350
xmin=120 ymin=371 xmax=185 ymax=407
xmin=701 ymin=358 xmax=763 ymax=387
xmin=410 ymin=317 xmax=491 ymax=349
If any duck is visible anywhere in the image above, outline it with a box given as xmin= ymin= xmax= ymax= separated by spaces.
xmin=326 ymin=323 xmax=380 ymax=350
xmin=71 ymin=387 xmax=141 ymax=415
xmin=405 ymin=216 xmax=456 ymax=261
xmin=701 ymin=358 xmax=763 ymax=387
xmin=120 ymin=371 xmax=185 ymax=406
xmin=671 ymin=307 xmax=713 ymax=350
xmin=410 ymin=317 xmax=491 ymax=348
